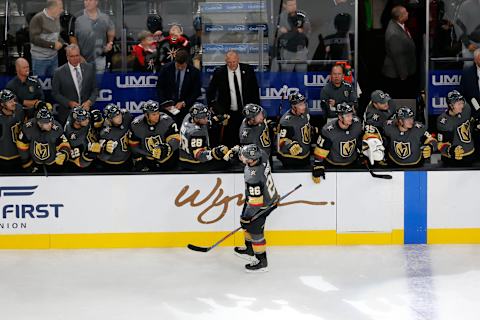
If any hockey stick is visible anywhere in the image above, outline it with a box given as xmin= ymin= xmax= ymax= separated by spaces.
xmin=364 ymin=161 xmax=392 ymax=180
xmin=187 ymin=183 xmax=302 ymax=253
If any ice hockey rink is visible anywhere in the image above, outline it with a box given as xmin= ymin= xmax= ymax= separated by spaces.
xmin=0 ymin=245 xmax=479 ymax=320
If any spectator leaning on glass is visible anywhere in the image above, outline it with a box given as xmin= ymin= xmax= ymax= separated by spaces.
xmin=460 ymin=48 xmax=480 ymax=110
xmin=454 ymin=0 xmax=480 ymax=68
xmin=29 ymin=0 xmax=65 ymax=77
xmin=277 ymin=0 xmax=310 ymax=72
xmin=5 ymin=58 xmax=45 ymax=120
xmin=69 ymin=0 xmax=115 ymax=73
xmin=131 ymin=30 xmax=158 ymax=73
xmin=52 ymin=44 xmax=98 ymax=125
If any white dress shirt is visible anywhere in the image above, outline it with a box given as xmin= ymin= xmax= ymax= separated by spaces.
xmin=68 ymin=62 xmax=83 ymax=103
xmin=477 ymin=65 xmax=480 ymax=94
xmin=228 ymin=67 xmax=243 ymax=111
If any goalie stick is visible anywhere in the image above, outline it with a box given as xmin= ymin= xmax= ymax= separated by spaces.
xmin=187 ymin=184 xmax=302 ymax=253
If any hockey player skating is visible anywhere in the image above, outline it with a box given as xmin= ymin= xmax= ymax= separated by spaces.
xmin=384 ymin=107 xmax=438 ymax=167
xmin=437 ymin=90 xmax=477 ymax=166
xmin=179 ymin=103 xmax=230 ymax=171
xmin=277 ymin=92 xmax=312 ymax=168
xmin=234 ymin=144 xmax=279 ymax=273
xmin=129 ymin=100 xmax=180 ymax=171
xmin=312 ymin=102 xmax=363 ymax=183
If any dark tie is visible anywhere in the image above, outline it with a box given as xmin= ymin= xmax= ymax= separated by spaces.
xmin=233 ymin=71 xmax=243 ymax=109
xmin=175 ymin=70 xmax=181 ymax=100
xmin=75 ymin=67 xmax=82 ymax=102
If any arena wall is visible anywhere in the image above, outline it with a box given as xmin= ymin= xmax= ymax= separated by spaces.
xmin=0 ymin=171 xmax=478 ymax=249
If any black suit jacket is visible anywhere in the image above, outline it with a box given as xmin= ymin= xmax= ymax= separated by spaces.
xmin=206 ymin=63 xmax=260 ymax=114
xmin=52 ymin=62 xmax=98 ymax=108
xmin=157 ymin=61 xmax=201 ymax=108
xmin=460 ymin=65 xmax=480 ymax=109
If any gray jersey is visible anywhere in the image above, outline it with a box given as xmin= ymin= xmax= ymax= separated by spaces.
xmin=239 ymin=119 xmax=271 ymax=157
xmin=129 ymin=113 xmax=180 ymax=163
xmin=98 ymin=110 xmax=132 ymax=164
xmin=384 ymin=120 xmax=434 ymax=166
xmin=64 ymin=116 xmax=99 ymax=167
xmin=243 ymin=150 xmax=279 ymax=218
xmin=363 ymin=101 xmax=396 ymax=133
xmin=6 ymin=76 xmax=44 ymax=119
xmin=179 ymin=114 xmax=212 ymax=163
xmin=437 ymin=103 xmax=475 ymax=158
xmin=314 ymin=116 xmax=363 ymax=166
xmin=0 ymin=105 xmax=25 ymax=160
xmin=320 ymin=81 xmax=357 ymax=118
xmin=17 ymin=119 xmax=70 ymax=166
xmin=277 ymin=109 xmax=311 ymax=160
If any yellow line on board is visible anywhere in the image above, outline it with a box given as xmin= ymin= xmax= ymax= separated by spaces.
xmin=0 ymin=230 xmax=406 ymax=249
xmin=428 ymin=228 xmax=480 ymax=244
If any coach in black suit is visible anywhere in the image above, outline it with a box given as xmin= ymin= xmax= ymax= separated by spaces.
xmin=206 ymin=50 xmax=260 ymax=147
xmin=52 ymin=44 xmax=98 ymax=124
xmin=382 ymin=5 xmax=417 ymax=98
xmin=460 ymin=48 xmax=480 ymax=111
xmin=157 ymin=50 xmax=201 ymax=125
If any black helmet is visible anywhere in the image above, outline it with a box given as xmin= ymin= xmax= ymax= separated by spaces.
xmin=142 ymin=100 xmax=160 ymax=114
xmin=446 ymin=90 xmax=464 ymax=108
xmin=189 ymin=103 xmax=210 ymax=119
xmin=288 ymin=92 xmax=306 ymax=106
xmin=36 ymin=108 xmax=53 ymax=124
xmin=193 ymin=15 xmax=202 ymax=31
xmin=336 ymin=102 xmax=354 ymax=115
xmin=72 ymin=106 xmax=90 ymax=122
xmin=396 ymin=106 xmax=415 ymax=120
xmin=90 ymin=109 xmax=103 ymax=123
xmin=103 ymin=103 xmax=121 ymax=120
xmin=240 ymin=144 xmax=262 ymax=161
xmin=0 ymin=89 xmax=16 ymax=104
xmin=147 ymin=14 xmax=163 ymax=33
xmin=243 ymin=103 xmax=264 ymax=119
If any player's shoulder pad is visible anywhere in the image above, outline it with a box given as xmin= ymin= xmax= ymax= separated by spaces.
xmin=352 ymin=116 xmax=360 ymax=123
xmin=414 ymin=122 xmax=424 ymax=129
xmin=322 ymin=122 xmax=335 ymax=135
xmin=342 ymin=81 xmax=352 ymax=88
xmin=131 ymin=114 xmax=145 ymax=126
xmin=437 ymin=115 xmax=449 ymax=128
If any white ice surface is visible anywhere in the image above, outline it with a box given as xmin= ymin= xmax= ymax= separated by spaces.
xmin=0 ymin=245 xmax=479 ymax=320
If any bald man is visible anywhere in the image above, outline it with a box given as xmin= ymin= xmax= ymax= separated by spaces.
xmin=6 ymin=58 xmax=45 ymax=119
xmin=206 ymin=50 xmax=260 ymax=147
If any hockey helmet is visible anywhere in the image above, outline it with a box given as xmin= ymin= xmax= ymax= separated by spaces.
xmin=242 ymin=103 xmax=264 ymax=119
xmin=90 ymin=109 xmax=103 ymax=123
xmin=396 ymin=107 xmax=414 ymax=120
xmin=189 ymin=103 xmax=210 ymax=119
xmin=36 ymin=107 xmax=53 ymax=124
xmin=288 ymin=92 xmax=306 ymax=106
xmin=103 ymin=103 xmax=121 ymax=120
xmin=142 ymin=100 xmax=160 ymax=114
xmin=446 ymin=90 xmax=464 ymax=108
xmin=295 ymin=11 xmax=306 ymax=28
xmin=147 ymin=14 xmax=163 ymax=33
xmin=72 ymin=106 xmax=90 ymax=122
xmin=336 ymin=102 xmax=354 ymax=115
xmin=240 ymin=144 xmax=262 ymax=161
xmin=0 ymin=89 xmax=16 ymax=104
xmin=193 ymin=15 xmax=202 ymax=32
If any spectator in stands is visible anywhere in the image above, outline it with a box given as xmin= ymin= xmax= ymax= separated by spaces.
xmin=454 ymin=0 xmax=480 ymax=68
xmin=277 ymin=0 xmax=311 ymax=72
xmin=29 ymin=0 xmax=65 ymax=77
xmin=6 ymin=58 xmax=45 ymax=120
xmin=157 ymin=50 xmax=201 ymax=125
xmin=320 ymin=64 xmax=357 ymax=121
xmin=206 ymin=50 xmax=260 ymax=147
xmin=157 ymin=24 xmax=190 ymax=66
xmin=460 ymin=48 xmax=480 ymax=112
xmin=52 ymin=44 xmax=98 ymax=125
xmin=323 ymin=13 xmax=354 ymax=62
xmin=69 ymin=0 xmax=115 ymax=73
xmin=131 ymin=31 xmax=158 ymax=73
